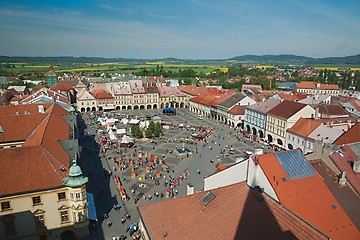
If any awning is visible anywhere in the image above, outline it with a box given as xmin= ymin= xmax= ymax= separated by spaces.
xmin=87 ymin=193 xmax=97 ymax=221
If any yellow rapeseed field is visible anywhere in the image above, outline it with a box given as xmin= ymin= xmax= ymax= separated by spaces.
xmin=255 ymin=65 xmax=275 ymax=69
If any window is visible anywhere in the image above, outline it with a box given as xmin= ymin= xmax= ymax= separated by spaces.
xmin=78 ymin=212 xmax=84 ymax=222
xmin=70 ymin=193 xmax=74 ymax=201
xmin=35 ymin=215 xmax=45 ymax=228
xmin=58 ymin=192 xmax=66 ymax=201
xmin=1 ymin=201 xmax=11 ymax=211
xmin=81 ymin=190 xmax=86 ymax=200
xmin=72 ymin=212 xmax=77 ymax=222
xmin=60 ymin=211 xmax=69 ymax=223
xmin=32 ymin=196 xmax=41 ymax=205
xmin=4 ymin=220 xmax=16 ymax=235
xmin=75 ymin=193 xmax=81 ymax=201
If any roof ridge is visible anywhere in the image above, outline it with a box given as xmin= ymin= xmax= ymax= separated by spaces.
xmin=40 ymin=144 xmax=68 ymax=182
xmin=25 ymin=111 xmax=51 ymax=145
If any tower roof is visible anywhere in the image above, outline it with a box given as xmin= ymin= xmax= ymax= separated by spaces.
xmin=63 ymin=159 xmax=88 ymax=187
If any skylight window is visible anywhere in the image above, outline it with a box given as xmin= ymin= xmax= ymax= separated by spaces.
xmin=201 ymin=191 xmax=216 ymax=206
xmin=0 ymin=126 xmax=3 ymax=133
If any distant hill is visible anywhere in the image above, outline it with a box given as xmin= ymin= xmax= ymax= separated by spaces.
xmin=228 ymin=54 xmax=312 ymax=63
xmin=306 ymin=54 xmax=360 ymax=65
xmin=0 ymin=54 xmax=359 ymax=65
xmin=229 ymin=54 xmax=360 ymax=65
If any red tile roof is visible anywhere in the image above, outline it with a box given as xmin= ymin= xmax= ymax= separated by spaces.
xmin=267 ymin=100 xmax=308 ymax=119
xmin=90 ymin=89 xmax=114 ymax=99
xmin=50 ymin=81 xmax=74 ymax=91
xmin=190 ymin=94 xmax=220 ymax=105
xmin=330 ymin=146 xmax=360 ymax=196
xmin=347 ymin=98 xmax=360 ymax=111
xmin=257 ymin=150 xmax=360 ymax=240
xmin=277 ymin=91 xmax=308 ymax=101
xmin=0 ymin=104 xmax=71 ymax=197
xmin=309 ymin=159 xmax=360 ymax=231
xmin=178 ymin=86 xmax=223 ymax=97
xmin=208 ymin=90 xmax=236 ymax=108
xmin=287 ymin=118 xmax=321 ymax=137
xmin=138 ymin=182 xmax=329 ymax=240
xmin=334 ymin=123 xmax=360 ymax=146
xmin=297 ymin=81 xmax=340 ymax=90
xmin=0 ymin=104 xmax=52 ymax=143
xmin=177 ymin=85 xmax=209 ymax=96
xmin=228 ymin=105 xmax=246 ymax=115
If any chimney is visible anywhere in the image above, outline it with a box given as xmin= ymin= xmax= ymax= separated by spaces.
xmin=353 ymin=156 xmax=360 ymax=173
xmin=315 ymin=107 xmax=319 ymax=119
xmin=316 ymin=81 xmax=320 ymax=89
xmin=187 ymin=183 xmax=194 ymax=195
xmin=338 ymin=171 xmax=347 ymax=185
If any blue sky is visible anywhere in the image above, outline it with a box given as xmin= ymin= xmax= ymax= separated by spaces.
xmin=0 ymin=0 xmax=359 ymax=59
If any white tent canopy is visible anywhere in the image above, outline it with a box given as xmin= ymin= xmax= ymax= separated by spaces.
xmin=129 ymin=119 xmax=140 ymax=125
xmin=116 ymin=129 xmax=126 ymax=135
xmin=121 ymin=135 xmax=133 ymax=144
xmin=121 ymin=118 xmax=129 ymax=125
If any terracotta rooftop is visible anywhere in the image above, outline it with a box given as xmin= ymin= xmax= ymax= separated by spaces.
xmin=228 ymin=105 xmax=246 ymax=115
xmin=190 ymin=94 xmax=220 ymax=105
xmin=208 ymin=90 xmax=236 ymax=108
xmin=347 ymin=98 xmax=360 ymax=112
xmin=287 ymin=118 xmax=321 ymax=138
xmin=309 ymin=159 xmax=360 ymax=231
xmin=297 ymin=81 xmax=340 ymax=90
xmin=178 ymin=85 xmax=221 ymax=96
xmin=50 ymin=81 xmax=74 ymax=91
xmin=0 ymin=104 xmax=72 ymax=197
xmin=267 ymin=100 xmax=308 ymax=119
xmin=257 ymin=150 xmax=360 ymax=240
xmin=129 ymin=80 xmax=145 ymax=93
xmin=138 ymin=181 xmax=329 ymax=240
xmin=277 ymin=91 xmax=308 ymax=101
xmin=0 ymin=104 xmax=52 ymax=143
xmin=334 ymin=123 xmax=360 ymax=146
xmin=330 ymin=143 xmax=360 ymax=196
xmin=90 ymin=89 xmax=114 ymax=99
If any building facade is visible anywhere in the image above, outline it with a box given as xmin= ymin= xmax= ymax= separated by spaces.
xmin=266 ymin=100 xmax=315 ymax=147
xmin=0 ymin=104 xmax=89 ymax=240
xmin=244 ymin=98 xmax=281 ymax=139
